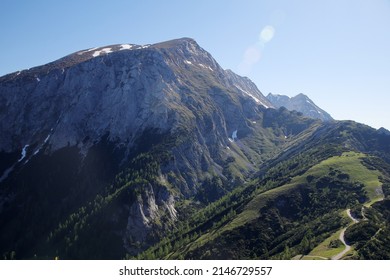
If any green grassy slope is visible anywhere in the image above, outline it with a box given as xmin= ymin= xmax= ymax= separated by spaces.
xmin=137 ymin=149 xmax=389 ymax=260
xmin=195 ymin=152 xmax=382 ymax=246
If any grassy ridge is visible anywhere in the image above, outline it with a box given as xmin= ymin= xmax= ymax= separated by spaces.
xmin=308 ymin=152 xmax=382 ymax=203
xmin=168 ymin=151 xmax=384 ymax=259
xmin=296 ymin=152 xmax=383 ymax=259
xmin=219 ymin=151 xmax=382 ymax=234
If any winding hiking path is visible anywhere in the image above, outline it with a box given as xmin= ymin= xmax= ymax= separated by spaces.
xmin=332 ymin=187 xmax=385 ymax=260
xmin=346 ymin=209 xmax=359 ymax=224
xmin=331 ymin=209 xmax=357 ymax=260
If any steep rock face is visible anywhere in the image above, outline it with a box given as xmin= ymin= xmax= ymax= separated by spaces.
xmin=1 ymin=38 xmax=285 ymax=258
xmin=0 ymin=38 xmax=272 ymax=186
xmin=267 ymin=93 xmax=333 ymax=122
xmin=0 ymin=38 xmax=271 ymax=153
xmin=0 ymin=43 xmax=178 ymax=154
xmin=124 ymin=182 xmax=177 ymax=254
xmin=0 ymin=38 xmax=281 ymax=200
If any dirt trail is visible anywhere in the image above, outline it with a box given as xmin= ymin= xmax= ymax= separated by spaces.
xmin=331 ymin=209 xmax=358 ymax=260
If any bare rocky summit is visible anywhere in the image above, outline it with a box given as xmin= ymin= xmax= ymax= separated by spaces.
xmin=267 ymin=92 xmax=333 ymax=122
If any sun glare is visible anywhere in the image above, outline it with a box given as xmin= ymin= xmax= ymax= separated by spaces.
xmin=260 ymin=25 xmax=275 ymax=43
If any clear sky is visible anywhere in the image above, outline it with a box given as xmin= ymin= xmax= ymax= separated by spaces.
xmin=1 ymin=0 xmax=389 ymax=129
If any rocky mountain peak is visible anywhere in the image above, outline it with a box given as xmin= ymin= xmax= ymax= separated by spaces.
xmin=0 ymin=38 xmax=271 ymax=154
xmin=378 ymin=127 xmax=390 ymax=136
xmin=266 ymin=92 xmax=333 ymax=122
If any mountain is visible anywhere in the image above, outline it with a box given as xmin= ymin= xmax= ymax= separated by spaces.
xmin=378 ymin=127 xmax=390 ymax=136
xmin=0 ymin=37 xmax=291 ymax=259
xmin=138 ymin=121 xmax=390 ymax=260
xmin=267 ymin=93 xmax=333 ymax=122
xmin=1 ymin=38 xmax=390 ymax=260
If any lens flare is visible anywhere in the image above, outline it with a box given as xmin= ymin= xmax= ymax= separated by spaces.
xmin=260 ymin=25 xmax=275 ymax=43
xmin=244 ymin=46 xmax=261 ymax=64
xmin=238 ymin=24 xmax=276 ymax=75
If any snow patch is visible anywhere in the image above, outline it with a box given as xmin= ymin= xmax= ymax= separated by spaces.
xmin=228 ymin=138 xmax=234 ymax=143
xmin=198 ymin=63 xmax=213 ymax=71
xmin=18 ymin=145 xmax=29 ymax=163
xmin=32 ymin=133 xmax=51 ymax=156
xmin=232 ymin=130 xmax=238 ymax=141
xmin=44 ymin=134 xmax=51 ymax=144
xmin=252 ymin=121 xmax=257 ymax=124
xmin=135 ymin=44 xmax=150 ymax=50
xmin=119 ymin=44 xmax=133 ymax=50
xmin=234 ymin=84 xmax=269 ymax=108
xmin=310 ymin=109 xmax=322 ymax=115
xmin=92 ymin=48 xmax=113 ymax=57
xmin=36 ymin=77 xmax=40 ymax=82
xmin=78 ymin=47 xmax=98 ymax=55
xmin=184 ymin=60 xmax=192 ymax=65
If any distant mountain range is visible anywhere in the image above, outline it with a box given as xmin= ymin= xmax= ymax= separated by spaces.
xmin=1 ymin=38 xmax=390 ymax=260
xmin=267 ymin=93 xmax=333 ymax=122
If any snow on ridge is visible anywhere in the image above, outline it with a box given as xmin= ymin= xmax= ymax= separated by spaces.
xmin=119 ymin=44 xmax=134 ymax=50
xmin=92 ymin=47 xmax=113 ymax=57
xmin=76 ymin=44 xmax=150 ymax=58
xmin=77 ymin=47 xmax=98 ymax=55
xmin=133 ymin=44 xmax=151 ymax=50
xmin=234 ymin=84 xmax=269 ymax=108
xmin=184 ymin=60 xmax=193 ymax=65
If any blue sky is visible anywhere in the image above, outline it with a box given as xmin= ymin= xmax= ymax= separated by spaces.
xmin=1 ymin=0 xmax=389 ymax=129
